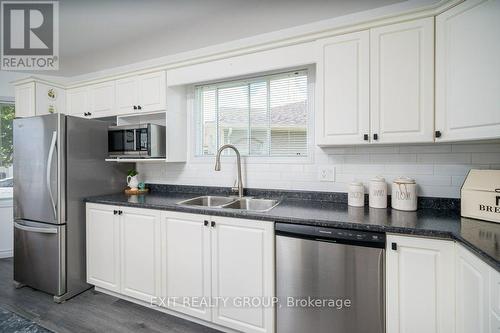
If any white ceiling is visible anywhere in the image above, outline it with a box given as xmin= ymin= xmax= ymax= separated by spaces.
xmin=52 ymin=0 xmax=405 ymax=76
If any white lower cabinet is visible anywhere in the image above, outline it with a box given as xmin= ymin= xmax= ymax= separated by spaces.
xmin=161 ymin=212 xmax=212 ymax=321
xmin=386 ymin=234 xmax=455 ymax=333
xmin=456 ymin=244 xmax=500 ymax=333
xmin=490 ymin=267 xmax=500 ymax=333
xmin=86 ymin=203 xmax=121 ymax=292
xmin=120 ymin=207 xmax=161 ymax=302
xmin=87 ymin=203 xmax=498 ymax=333
xmin=86 ymin=204 xmax=161 ymax=299
xmin=86 ymin=204 xmax=275 ymax=333
xmin=211 ymin=216 xmax=275 ymax=333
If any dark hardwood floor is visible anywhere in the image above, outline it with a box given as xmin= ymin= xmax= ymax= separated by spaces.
xmin=0 ymin=258 xmax=221 ymax=333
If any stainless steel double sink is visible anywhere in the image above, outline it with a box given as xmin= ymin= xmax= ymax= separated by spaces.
xmin=177 ymin=195 xmax=280 ymax=212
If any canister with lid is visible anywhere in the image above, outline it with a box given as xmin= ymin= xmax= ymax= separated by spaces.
xmin=369 ymin=176 xmax=387 ymax=209
xmin=348 ymin=182 xmax=365 ymax=207
xmin=392 ymin=177 xmax=418 ymax=211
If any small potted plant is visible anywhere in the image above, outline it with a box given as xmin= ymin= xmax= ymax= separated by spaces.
xmin=127 ymin=169 xmax=139 ymax=190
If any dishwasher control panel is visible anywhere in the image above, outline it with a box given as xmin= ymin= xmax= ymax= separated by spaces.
xmin=276 ymin=223 xmax=386 ymax=248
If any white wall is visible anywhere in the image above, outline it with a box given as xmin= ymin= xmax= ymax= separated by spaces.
xmin=137 ymin=142 xmax=500 ymax=198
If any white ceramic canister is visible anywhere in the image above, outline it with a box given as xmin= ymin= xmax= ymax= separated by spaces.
xmin=392 ymin=177 xmax=418 ymax=211
xmin=348 ymin=182 xmax=365 ymax=207
xmin=369 ymin=176 xmax=387 ymax=209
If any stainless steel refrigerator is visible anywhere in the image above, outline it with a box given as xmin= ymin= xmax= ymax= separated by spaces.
xmin=13 ymin=113 xmax=129 ymax=302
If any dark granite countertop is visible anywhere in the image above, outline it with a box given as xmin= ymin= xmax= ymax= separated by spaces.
xmin=85 ymin=189 xmax=500 ymax=272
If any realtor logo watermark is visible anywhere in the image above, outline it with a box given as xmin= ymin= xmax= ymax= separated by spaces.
xmin=1 ymin=1 xmax=59 ymax=70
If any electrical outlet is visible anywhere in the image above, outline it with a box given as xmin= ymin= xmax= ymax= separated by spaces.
xmin=318 ymin=166 xmax=335 ymax=182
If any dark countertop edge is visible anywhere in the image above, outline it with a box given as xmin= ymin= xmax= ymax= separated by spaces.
xmin=84 ymin=197 xmax=499 ymax=272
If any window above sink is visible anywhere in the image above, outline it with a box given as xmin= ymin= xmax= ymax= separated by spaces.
xmin=194 ymin=69 xmax=310 ymax=159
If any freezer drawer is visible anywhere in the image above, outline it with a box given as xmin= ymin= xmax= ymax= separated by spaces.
xmin=14 ymin=220 xmax=66 ymax=296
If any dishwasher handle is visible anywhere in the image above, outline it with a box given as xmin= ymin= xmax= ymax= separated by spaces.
xmin=275 ymin=222 xmax=386 ymax=249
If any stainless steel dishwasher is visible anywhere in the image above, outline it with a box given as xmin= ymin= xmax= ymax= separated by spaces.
xmin=276 ymin=223 xmax=385 ymax=333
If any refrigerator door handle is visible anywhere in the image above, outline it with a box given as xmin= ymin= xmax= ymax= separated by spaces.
xmin=14 ymin=221 xmax=58 ymax=234
xmin=46 ymin=131 xmax=57 ymax=220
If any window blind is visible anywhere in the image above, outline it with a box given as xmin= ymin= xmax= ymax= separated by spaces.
xmin=195 ymin=70 xmax=308 ymax=157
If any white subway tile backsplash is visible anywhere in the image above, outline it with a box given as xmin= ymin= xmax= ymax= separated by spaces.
xmin=451 ymin=175 xmax=467 ymax=187
xmin=402 ymin=144 xmax=452 ymax=154
xmin=433 ymin=164 xmax=487 ymax=175
xmin=417 ymin=153 xmax=471 ymax=164
xmin=412 ymin=175 xmax=452 ymax=186
xmin=384 ymin=164 xmax=434 ymax=175
xmin=471 ymin=153 xmax=500 ymax=164
xmin=344 ymin=154 xmax=370 ymax=164
xmin=341 ymin=164 xmax=385 ymax=174
xmin=138 ymin=142 xmax=500 ymax=199
xmin=417 ymin=185 xmax=461 ymax=198
xmin=356 ymin=146 xmax=400 ymax=154
xmin=370 ymin=154 xmax=416 ymax=164
xmin=451 ymin=142 xmax=500 ymax=153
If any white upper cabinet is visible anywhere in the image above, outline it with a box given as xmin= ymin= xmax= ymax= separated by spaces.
xmin=14 ymin=83 xmax=35 ymax=118
xmin=370 ymin=17 xmax=435 ymax=144
xmin=34 ymin=83 xmax=66 ymax=116
xmin=66 ymin=87 xmax=89 ymax=117
xmin=66 ymin=70 xmax=166 ymax=118
xmin=386 ymin=234 xmax=455 ymax=333
xmin=316 ymin=31 xmax=370 ymax=145
xmin=115 ymin=76 xmax=138 ymax=114
xmin=15 ymin=81 xmax=66 ymax=118
xmin=435 ymin=0 xmax=500 ymax=142
xmin=316 ymin=17 xmax=434 ymax=146
xmin=115 ymin=71 xmax=166 ymax=114
xmin=89 ymin=81 xmax=115 ymax=116
xmin=120 ymin=207 xmax=161 ymax=302
xmin=137 ymin=71 xmax=166 ymax=112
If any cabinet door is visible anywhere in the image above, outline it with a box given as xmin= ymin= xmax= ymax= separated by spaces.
xmin=435 ymin=0 xmax=500 ymax=142
xmin=14 ymin=83 xmax=35 ymax=118
xmin=120 ymin=207 xmax=161 ymax=302
xmin=0 ymin=204 xmax=13 ymax=258
xmin=89 ymin=81 xmax=115 ymax=115
xmin=491 ymin=268 xmax=500 ymax=333
xmin=35 ymin=83 xmax=65 ymax=116
xmin=370 ymin=18 xmax=434 ymax=144
xmin=161 ymin=211 xmax=211 ymax=321
xmin=86 ymin=203 xmax=120 ymax=292
xmin=316 ymin=31 xmax=370 ymax=145
xmin=115 ymin=76 xmax=138 ymax=115
xmin=137 ymin=71 xmax=166 ymax=112
xmin=386 ymin=234 xmax=455 ymax=333
xmin=211 ymin=217 xmax=275 ymax=333
xmin=66 ymin=87 xmax=89 ymax=118
xmin=456 ymin=244 xmax=490 ymax=333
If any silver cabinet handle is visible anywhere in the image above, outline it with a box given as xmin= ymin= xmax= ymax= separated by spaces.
xmin=46 ymin=131 xmax=57 ymax=220
xmin=14 ymin=222 xmax=58 ymax=234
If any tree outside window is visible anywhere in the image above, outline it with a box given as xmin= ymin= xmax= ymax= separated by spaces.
xmin=0 ymin=102 xmax=14 ymax=187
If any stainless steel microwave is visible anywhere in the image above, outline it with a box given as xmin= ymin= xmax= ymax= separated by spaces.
xmin=108 ymin=123 xmax=166 ymax=158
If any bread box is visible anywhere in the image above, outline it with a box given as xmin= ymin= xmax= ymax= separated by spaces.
xmin=461 ymin=169 xmax=500 ymax=223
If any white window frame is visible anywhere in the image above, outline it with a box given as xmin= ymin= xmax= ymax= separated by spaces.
xmin=188 ymin=65 xmax=315 ymax=164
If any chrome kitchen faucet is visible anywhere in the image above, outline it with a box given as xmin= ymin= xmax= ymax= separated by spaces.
xmin=214 ymin=144 xmax=243 ymax=198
